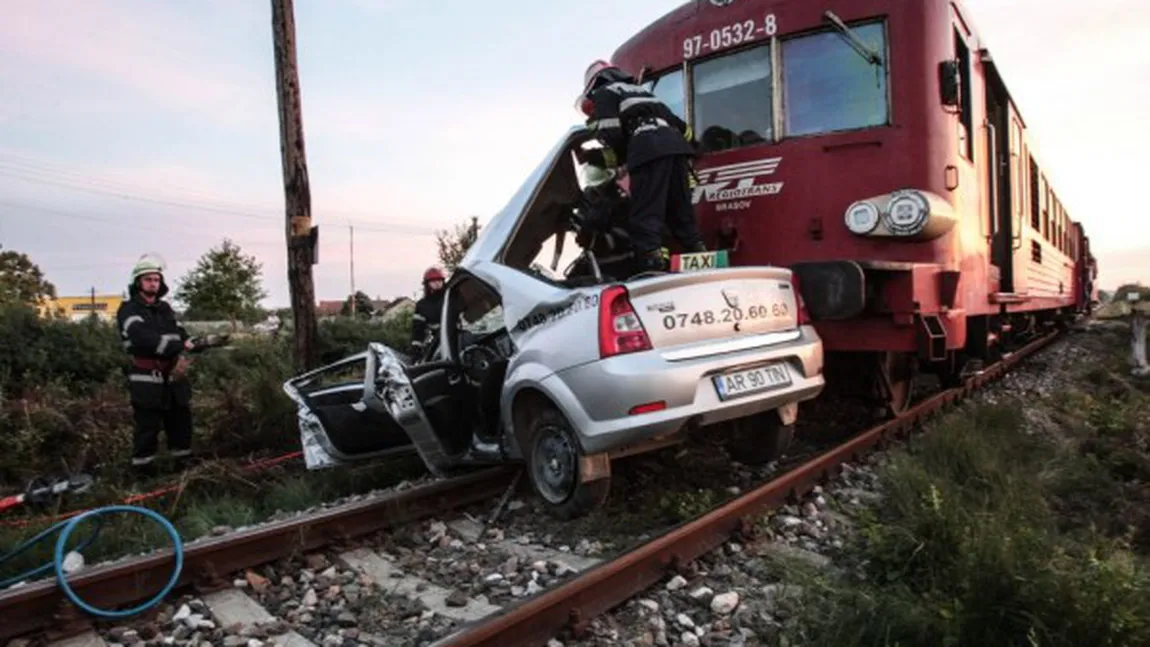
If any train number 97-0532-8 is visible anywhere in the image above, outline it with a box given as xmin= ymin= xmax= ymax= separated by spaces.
xmin=661 ymin=303 xmax=788 ymax=330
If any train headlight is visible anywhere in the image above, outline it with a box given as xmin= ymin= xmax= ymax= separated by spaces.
xmin=886 ymin=191 xmax=929 ymax=235
xmin=844 ymin=201 xmax=880 ymax=235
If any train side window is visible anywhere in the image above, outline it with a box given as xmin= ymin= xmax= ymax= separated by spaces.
xmin=780 ymin=21 xmax=889 ymax=137
xmin=1029 ymin=156 xmax=1040 ymax=229
xmin=1045 ymin=186 xmax=1052 ymax=241
xmin=643 ymin=70 xmax=686 ymax=123
xmin=690 ymin=46 xmax=773 ymax=153
xmin=1010 ymin=121 xmax=1024 ymax=217
xmin=954 ymin=30 xmax=973 ymax=160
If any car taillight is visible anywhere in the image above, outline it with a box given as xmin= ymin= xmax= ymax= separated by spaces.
xmin=599 ymin=285 xmax=652 ymax=358
xmin=791 ymin=274 xmax=812 ymax=326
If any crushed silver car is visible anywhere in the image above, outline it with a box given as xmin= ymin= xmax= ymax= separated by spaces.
xmin=284 ymin=126 xmax=826 ymax=519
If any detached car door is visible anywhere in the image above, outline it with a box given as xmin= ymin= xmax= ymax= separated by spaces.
xmin=361 ymin=342 xmax=474 ymax=477
xmin=283 ymin=349 xmax=414 ymax=469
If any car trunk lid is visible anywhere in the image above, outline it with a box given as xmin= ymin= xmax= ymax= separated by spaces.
xmin=624 ymin=267 xmax=799 ymax=350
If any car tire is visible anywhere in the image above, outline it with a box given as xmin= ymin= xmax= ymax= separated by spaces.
xmin=525 ymin=407 xmax=610 ymax=520
xmin=726 ymin=411 xmax=794 ymax=466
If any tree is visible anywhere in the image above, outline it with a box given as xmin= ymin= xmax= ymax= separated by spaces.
xmin=435 ymin=216 xmax=481 ymax=273
xmin=0 ymin=246 xmax=56 ymax=310
xmin=175 ymin=239 xmax=268 ymax=329
xmin=340 ymin=290 xmax=375 ymax=318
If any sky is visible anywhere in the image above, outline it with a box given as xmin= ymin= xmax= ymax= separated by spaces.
xmin=0 ymin=0 xmax=1145 ymax=308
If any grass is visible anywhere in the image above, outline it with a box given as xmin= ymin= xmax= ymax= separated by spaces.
xmin=782 ymin=327 xmax=1150 ymax=647
xmin=0 ymin=307 xmax=414 ymax=487
xmin=0 ymin=455 xmax=427 ymax=588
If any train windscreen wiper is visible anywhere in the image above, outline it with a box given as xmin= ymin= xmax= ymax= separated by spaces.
xmin=823 ymin=10 xmax=884 ymax=67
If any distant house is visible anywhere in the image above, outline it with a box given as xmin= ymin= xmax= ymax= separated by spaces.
xmin=377 ymin=297 xmax=415 ymax=323
xmin=316 ymin=300 xmax=344 ymax=319
xmin=40 ymin=294 xmax=125 ymax=322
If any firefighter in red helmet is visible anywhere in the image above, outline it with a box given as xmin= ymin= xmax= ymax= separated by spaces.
xmin=576 ymin=59 xmax=706 ymax=273
xmin=410 ymin=266 xmax=447 ymax=360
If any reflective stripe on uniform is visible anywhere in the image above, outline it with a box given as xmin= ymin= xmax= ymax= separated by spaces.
xmin=121 ymin=315 xmax=144 ymax=337
xmin=129 ymin=373 xmax=165 ymax=384
xmin=605 ymin=81 xmax=648 ymax=94
xmin=156 ymin=333 xmax=181 ymax=355
xmin=412 ymin=313 xmax=426 ymax=322
xmin=588 ymin=117 xmax=621 ymax=131
xmin=170 ymin=449 xmax=192 ymax=458
xmin=634 ymin=118 xmax=671 ymax=135
xmin=132 ymin=455 xmax=156 ymax=465
xmin=619 ymin=96 xmax=659 ymax=112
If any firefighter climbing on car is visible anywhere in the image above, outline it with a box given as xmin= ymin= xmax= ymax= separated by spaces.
xmin=576 ymin=59 xmax=706 ymax=273
xmin=410 ymin=266 xmax=447 ymax=361
xmin=116 ymin=253 xmax=196 ymax=479
xmin=569 ymin=153 xmax=636 ymax=281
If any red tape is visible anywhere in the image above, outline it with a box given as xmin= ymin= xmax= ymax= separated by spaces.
xmin=0 ymin=451 xmax=303 ymax=528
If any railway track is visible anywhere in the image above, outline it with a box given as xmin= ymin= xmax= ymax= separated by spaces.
xmin=0 ymin=331 xmax=1061 ymax=646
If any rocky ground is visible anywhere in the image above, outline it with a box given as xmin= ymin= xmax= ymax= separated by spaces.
xmin=552 ymin=326 xmax=1122 ymax=647
xmin=19 ymin=327 xmax=1117 ymax=647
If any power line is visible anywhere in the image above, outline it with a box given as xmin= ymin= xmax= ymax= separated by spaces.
xmin=0 ymin=155 xmax=284 ymax=213
xmin=0 ymin=199 xmax=279 ymax=247
xmin=0 ymin=165 xmax=442 ymax=236
xmin=0 ymin=154 xmax=452 ymax=234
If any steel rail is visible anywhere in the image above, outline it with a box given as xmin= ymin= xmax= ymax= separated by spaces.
xmin=0 ymin=466 xmax=516 ymax=642
xmin=435 ymin=332 xmax=1061 ymax=647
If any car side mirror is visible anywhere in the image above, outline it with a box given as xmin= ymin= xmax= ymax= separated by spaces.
xmin=939 ymin=60 xmax=961 ymax=107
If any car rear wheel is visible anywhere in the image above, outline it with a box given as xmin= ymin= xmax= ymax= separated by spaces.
xmin=725 ymin=411 xmax=795 ymax=466
xmin=525 ymin=408 xmax=610 ymax=520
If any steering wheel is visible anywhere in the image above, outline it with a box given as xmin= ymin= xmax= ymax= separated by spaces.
xmin=459 ymin=343 xmax=503 ymax=383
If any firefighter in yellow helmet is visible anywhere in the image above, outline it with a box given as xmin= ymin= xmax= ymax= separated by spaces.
xmin=115 ymin=253 xmax=196 ymax=478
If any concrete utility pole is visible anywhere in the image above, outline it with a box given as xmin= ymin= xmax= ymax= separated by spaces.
xmin=271 ymin=0 xmax=318 ymax=372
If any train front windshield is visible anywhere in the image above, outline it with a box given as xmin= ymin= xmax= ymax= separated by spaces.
xmin=643 ymin=19 xmax=890 ymax=153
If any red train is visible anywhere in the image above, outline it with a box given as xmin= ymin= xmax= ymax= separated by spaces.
xmin=608 ymin=0 xmax=1098 ymax=415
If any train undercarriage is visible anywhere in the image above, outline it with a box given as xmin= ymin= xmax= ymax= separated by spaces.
xmin=819 ymin=307 xmax=1077 ymax=418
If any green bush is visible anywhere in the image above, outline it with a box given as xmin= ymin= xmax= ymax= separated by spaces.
xmin=317 ymin=312 xmax=412 ymax=365
xmin=0 ymin=306 xmax=123 ymax=397
xmin=0 ymin=307 xmax=415 ymax=486
xmin=793 ymin=403 xmax=1150 ymax=647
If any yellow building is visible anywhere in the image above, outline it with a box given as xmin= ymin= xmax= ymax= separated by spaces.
xmin=41 ymin=293 xmax=126 ymax=322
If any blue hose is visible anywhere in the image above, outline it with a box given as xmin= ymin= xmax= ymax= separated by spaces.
xmin=0 ymin=505 xmax=183 ymax=618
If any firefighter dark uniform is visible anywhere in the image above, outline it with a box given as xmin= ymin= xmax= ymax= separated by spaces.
xmin=578 ymin=60 xmax=706 ymax=272
xmin=116 ymin=254 xmax=194 ymax=475
xmin=410 ymin=266 xmax=446 ymax=360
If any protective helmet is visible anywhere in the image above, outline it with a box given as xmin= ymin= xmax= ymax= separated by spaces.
xmin=422 ymin=266 xmax=446 ymax=284
xmin=582 ymin=164 xmax=617 ymax=189
xmin=583 ymin=60 xmax=615 ymax=93
xmin=576 ymin=59 xmax=632 ymax=113
xmin=131 ymin=252 xmax=166 ymax=282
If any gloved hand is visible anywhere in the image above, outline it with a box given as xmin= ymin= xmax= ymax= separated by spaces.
xmin=170 ymin=355 xmax=191 ymax=382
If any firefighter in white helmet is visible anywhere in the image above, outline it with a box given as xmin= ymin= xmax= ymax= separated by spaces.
xmin=569 ymin=159 xmax=636 ymax=280
xmin=576 ymin=59 xmax=705 ymax=273
xmin=115 ymin=253 xmax=196 ymax=478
